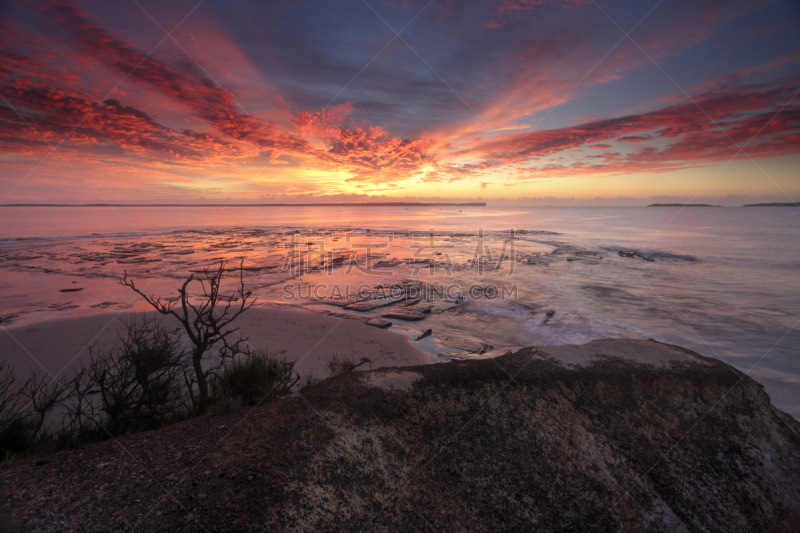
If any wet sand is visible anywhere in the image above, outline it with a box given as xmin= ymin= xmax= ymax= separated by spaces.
xmin=0 ymin=307 xmax=430 ymax=381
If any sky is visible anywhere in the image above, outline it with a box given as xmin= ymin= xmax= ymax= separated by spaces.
xmin=0 ymin=0 xmax=799 ymax=205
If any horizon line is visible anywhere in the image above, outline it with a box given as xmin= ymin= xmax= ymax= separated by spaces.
xmin=1 ymin=202 xmax=795 ymax=208
xmin=0 ymin=202 xmax=488 ymax=208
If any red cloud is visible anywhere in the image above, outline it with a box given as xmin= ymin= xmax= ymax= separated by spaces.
xmin=0 ymin=51 xmax=41 ymax=69
xmin=1 ymin=0 xmax=797 ymax=191
xmin=48 ymin=2 xmax=307 ymax=154
xmin=294 ymin=105 xmax=432 ymax=182
xmin=0 ymin=78 xmax=245 ymax=161
xmin=459 ymin=75 xmax=800 ymax=178
xmin=12 ymin=2 xmax=433 ymax=181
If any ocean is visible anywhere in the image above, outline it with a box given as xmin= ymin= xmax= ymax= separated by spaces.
xmin=1 ymin=204 xmax=798 ymax=417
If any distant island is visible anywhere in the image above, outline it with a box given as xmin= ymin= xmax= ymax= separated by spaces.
xmin=2 ymin=202 xmax=487 ymax=207
xmin=741 ymin=202 xmax=798 ymax=207
xmin=647 ymin=203 xmax=723 ymax=207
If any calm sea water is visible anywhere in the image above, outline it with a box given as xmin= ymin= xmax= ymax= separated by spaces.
xmin=1 ymin=205 xmax=798 ymax=417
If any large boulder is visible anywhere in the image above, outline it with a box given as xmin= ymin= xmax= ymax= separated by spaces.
xmin=2 ymin=339 xmax=799 ymax=532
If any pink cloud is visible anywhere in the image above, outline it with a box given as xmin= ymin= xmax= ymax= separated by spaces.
xmin=48 ymin=2 xmax=307 ymax=154
xmin=294 ymin=104 xmax=433 ymax=182
xmin=454 ymin=74 xmax=800 ymax=178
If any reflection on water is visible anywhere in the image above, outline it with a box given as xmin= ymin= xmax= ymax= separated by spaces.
xmin=0 ymin=205 xmax=798 ymax=417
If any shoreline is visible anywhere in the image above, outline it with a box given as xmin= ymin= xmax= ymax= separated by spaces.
xmin=3 ymin=303 xmax=799 ymax=420
xmin=0 ymin=307 xmax=430 ymax=382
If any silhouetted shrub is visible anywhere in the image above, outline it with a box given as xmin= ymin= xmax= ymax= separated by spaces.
xmin=211 ymin=349 xmax=297 ymax=406
xmin=325 ymin=352 xmax=370 ymax=376
xmin=0 ymin=290 xmax=301 ymax=461
xmin=83 ymin=314 xmax=187 ymax=436
xmin=0 ymin=362 xmax=76 ymax=459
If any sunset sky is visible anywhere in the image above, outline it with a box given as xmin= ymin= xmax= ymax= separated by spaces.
xmin=1 ymin=0 xmax=798 ymax=204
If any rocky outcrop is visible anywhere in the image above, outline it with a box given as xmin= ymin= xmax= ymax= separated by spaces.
xmin=437 ymin=335 xmax=491 ymax=354
xmin=382 ymin=301 xmax=433 ymax=321
xmin=415 ymin=328 xmax=432 ymax=341
xmin=619 ymin=250 xmax=654 ymax=261
xmin=2 ymin=340 xmax=799 ymax=532
xmin=343 ymin=297 xmax=404 ymax=312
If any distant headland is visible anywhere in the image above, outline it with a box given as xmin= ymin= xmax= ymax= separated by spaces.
xmin=741 ymin=202 xmax=798 ymax=207
xmin=647 ymin=203 xmax=723 ymax=207
xmin=2 ymin=202 xmax=487 ymax=207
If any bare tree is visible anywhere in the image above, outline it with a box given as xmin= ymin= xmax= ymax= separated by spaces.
xmin=120 ymin=261 xmax=254 ymax=406
xmin=20 ymin=371 xmax=74 ymax=440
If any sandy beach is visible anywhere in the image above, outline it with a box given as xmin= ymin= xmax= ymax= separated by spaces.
xmin=0 ymin=307 xmax=430 ymax=382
